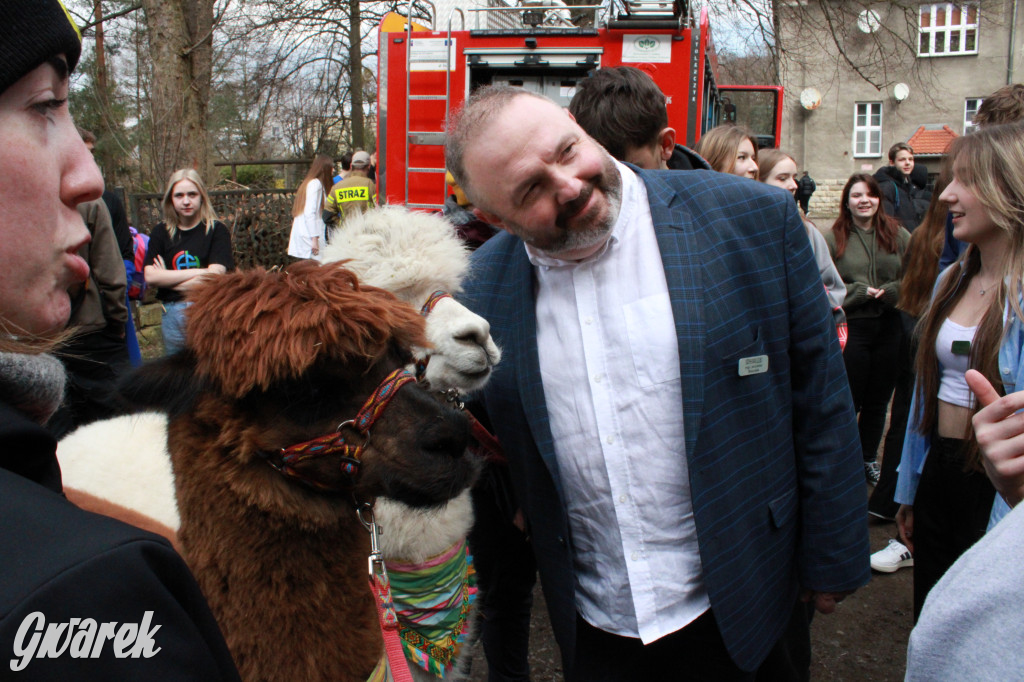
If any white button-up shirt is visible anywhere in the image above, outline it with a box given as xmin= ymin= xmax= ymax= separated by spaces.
xmin=527 ymin=162 xmax=709 ymax=643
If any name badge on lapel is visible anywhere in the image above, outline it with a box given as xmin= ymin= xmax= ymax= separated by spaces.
xmin=738 ymin=355 xmax=769 ymax=377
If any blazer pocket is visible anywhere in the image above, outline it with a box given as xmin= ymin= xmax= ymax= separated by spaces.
xmin=713 ymin=325 xmax=770 ymax=395
xmin=768 ymin=488 xmax=797 ymax=529
xmin=717 ymin=325 xmax=765 ymax=365
xmin=707 ymin=325 xmax=773 ymax=432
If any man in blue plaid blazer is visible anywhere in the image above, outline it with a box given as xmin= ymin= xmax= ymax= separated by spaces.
xmin=447 ymin=86 xmax=869 ymax=679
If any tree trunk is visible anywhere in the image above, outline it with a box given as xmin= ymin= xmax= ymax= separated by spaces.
xmin=771 ymin=0 xmax=782 ymax=85
xmin=141 ymin=0 xmax=214 ymax=185
xmin=348 ymin=0 xmax=364 ymax=150
xmin=94 ymin=0 xmax=108 ymax=98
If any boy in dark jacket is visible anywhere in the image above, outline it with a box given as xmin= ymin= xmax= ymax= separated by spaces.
xmin=568 ymin=66 xmax=711 ymax=171
xmin=874 ymin=142 xmax=931 ymax=231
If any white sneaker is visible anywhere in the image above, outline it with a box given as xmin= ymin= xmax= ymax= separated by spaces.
xmin=870 ymin=539 xmax=913 ymax=573
xmin=865 ymin=461 xmax=881 ymax=486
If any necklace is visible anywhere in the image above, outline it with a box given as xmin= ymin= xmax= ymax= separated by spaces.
xmin=978 ymin=278 xmax=999 ymax=296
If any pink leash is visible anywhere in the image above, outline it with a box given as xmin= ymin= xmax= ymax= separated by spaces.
xmin=359 ymin=503 xmax=415 ymax=682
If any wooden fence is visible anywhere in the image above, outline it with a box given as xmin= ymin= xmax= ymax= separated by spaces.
xmin=128 ymin=189 xmax=295 ymax=271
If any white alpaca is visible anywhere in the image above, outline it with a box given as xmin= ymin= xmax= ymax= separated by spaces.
xmin=323 ymin=208 xmax=502 ymax=680
xmin=59 ymin=206 xmax=499 ymax=680
xmin=322 ymin=205 xmax=501 ymax=394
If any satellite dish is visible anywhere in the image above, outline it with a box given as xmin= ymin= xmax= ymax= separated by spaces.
xmin=857 ymin=9 xmax=881 ymax=33
xmin=893 ymin=82 xmax=910 ymax=102
xmin=800 ymin=87 xmax=822 ymax=111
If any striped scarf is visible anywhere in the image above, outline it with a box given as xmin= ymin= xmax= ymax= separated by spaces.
xmin=386 ymin=539 xmax=478 ymax=677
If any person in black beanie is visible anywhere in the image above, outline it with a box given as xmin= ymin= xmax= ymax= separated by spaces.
xmin=0 ymin=2 xmax=240 ymax=679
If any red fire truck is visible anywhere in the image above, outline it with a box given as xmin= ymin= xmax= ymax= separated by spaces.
xmin=376 ymin=0 xmax=783 ymax=210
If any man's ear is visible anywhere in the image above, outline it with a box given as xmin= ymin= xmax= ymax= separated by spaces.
xmin=473 ymin=207 xmax=506 ymax=230
xmin=658 ymin=127 xmax=677 ymax=164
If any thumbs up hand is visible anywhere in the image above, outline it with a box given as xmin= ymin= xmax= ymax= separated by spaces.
xmin=967 ymin=369 xmax=1024 ymax=508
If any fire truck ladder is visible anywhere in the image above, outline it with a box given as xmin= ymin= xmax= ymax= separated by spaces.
xmin=404 ymin=0 xmax=463 ymax=210
xmin=608 ymin=0 xmax=686 ymax=28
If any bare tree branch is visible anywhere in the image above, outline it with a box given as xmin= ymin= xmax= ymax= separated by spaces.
xmin=80 ymin=2 xmax=142 ymax=31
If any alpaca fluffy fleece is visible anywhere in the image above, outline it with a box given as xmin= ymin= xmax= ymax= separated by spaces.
xmin=321 ymin=206 xmax=501 ymax=393
xmin=59 ymin=419 xmax=477 ymax=560
xmin=167 ymin=406 xmax=383 ymax=682
xmin=375 ymin=491 xmax=474 ymax=563
xmin=186 ymin=260 xmax=427 ymax=398
xmin=139 ymin=261 xmax=474 ymax=682
xmin=375 ymin=490 xmax=477 ymax=682
xmin=322 ymin=205 xmax=470 ymax=302
xmin=323 ymin=208 xmax=492 ymax=680
xmin=59 ymin=417 xmax=478 ymax=682
xmin=58 ymin=412 xmax=179 ymax=532
xmin=59 ymin=233 xmax=490 ymax=680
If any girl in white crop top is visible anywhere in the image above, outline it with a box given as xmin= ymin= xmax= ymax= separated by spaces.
xmin=934 ymin=319 xmax=976 ymax=409
xmin=894 ymin=154 xmax=1007 ymax=620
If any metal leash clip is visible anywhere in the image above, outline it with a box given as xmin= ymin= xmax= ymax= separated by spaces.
xmin=441 ymin=387 xmax=465 ymax=410
xmin=357 ymin=502 xmax=387 ymax=579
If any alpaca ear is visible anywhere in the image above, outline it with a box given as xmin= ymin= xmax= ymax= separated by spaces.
xmin=116 ymin=351 xmax=205 ymax=418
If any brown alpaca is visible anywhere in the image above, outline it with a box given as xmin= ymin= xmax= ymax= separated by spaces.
xmin=122 ymin=261 xmax=476 ymax=682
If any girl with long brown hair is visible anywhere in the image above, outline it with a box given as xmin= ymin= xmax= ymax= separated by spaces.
xmin=867 ymin=170 xmax=950 ymax=565
xmin=903 ymin=119 xmax=1024 ymax=678
xmin=288 ymin=154 xmax=335 ymax=260
xmin=693 ymin=124 xmax=759 ymax=179
xmin=826 ymin=174 xmax=911 ymax=484
xmin=894 ymin=128 xmax=1010 ymax=619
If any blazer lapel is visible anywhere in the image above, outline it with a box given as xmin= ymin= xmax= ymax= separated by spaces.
xmin=640 ymin=170 xmax=706 ymax=457
xmin=507 ymin=247 xmax=565 ymax=498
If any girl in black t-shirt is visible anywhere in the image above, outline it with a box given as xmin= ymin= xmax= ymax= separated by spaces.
xmin=143 ymin=169 xmax=233 ymax=355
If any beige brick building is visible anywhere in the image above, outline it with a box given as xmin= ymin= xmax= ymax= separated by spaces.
xmin=776 ymin=0 xmax=1024 ymax=219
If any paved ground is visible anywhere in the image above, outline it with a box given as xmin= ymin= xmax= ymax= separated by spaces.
xmin=466 ymin=487 xmax=913 ymax=681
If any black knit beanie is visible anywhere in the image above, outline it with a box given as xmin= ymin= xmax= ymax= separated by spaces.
xmin=0 ymin=0 xmax=81 ymax=96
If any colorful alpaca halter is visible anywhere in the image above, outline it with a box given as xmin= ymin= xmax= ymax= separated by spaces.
xmin=415 ymin=289 xmax=504 ymax=465
xmin=419 ymin=290 xmax=452 ymax=316
xmin=415 ymin=291 xmax=454 ymax=382
xmin=266 ymin=367 xmax=417 ymax=492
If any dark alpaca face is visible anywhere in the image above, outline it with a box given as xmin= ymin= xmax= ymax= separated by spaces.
xmin=122 ymin=262 xmax=480 ymax=521
xmin=239 ymin=348 xmax=478 ymax=508
xmin=124 ymin=348 xmax=477 ymax=526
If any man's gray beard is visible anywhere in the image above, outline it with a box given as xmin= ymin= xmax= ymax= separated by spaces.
xmin=545 ymin=158 xmax=623 ymax=258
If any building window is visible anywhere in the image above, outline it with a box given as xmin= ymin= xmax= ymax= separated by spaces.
xmin=853 ymin=102 xmax=882 ymax=157
xmin=919 ymin=3 xmax=979 ymax=57
xmin=964 ymin=97 xmax=983 ymax=134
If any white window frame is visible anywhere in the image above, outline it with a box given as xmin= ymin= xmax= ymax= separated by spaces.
xmin=853 ymin=102 xmax=883 ymax=157
xmin=964 ymin=97 xmax=983 ymax=134
xmin=919 ymin=3 xmax=979 ymax=57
